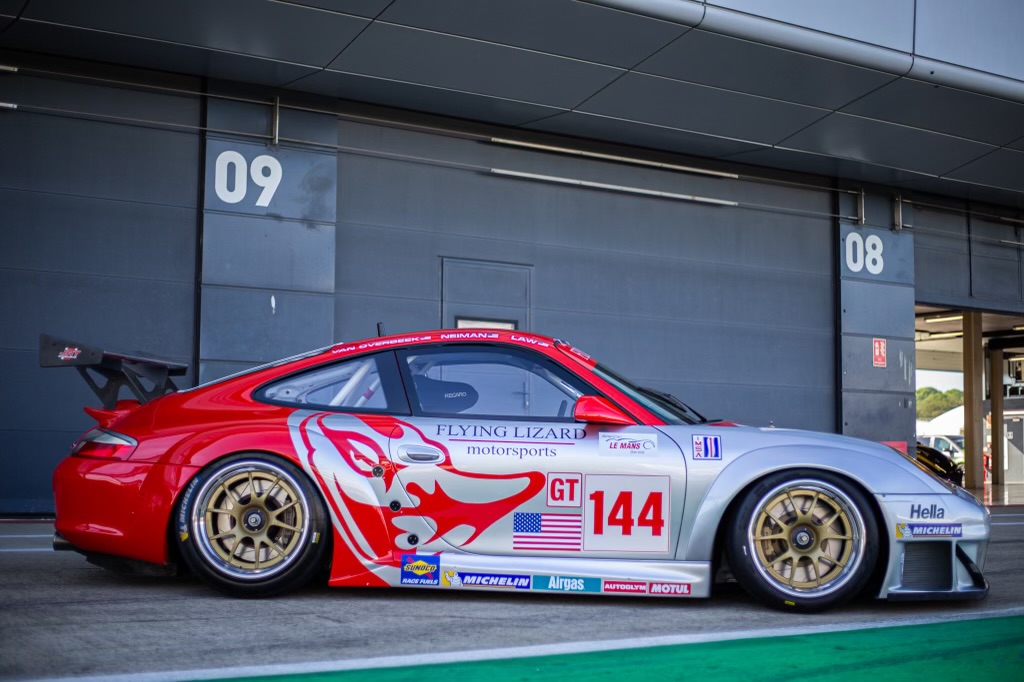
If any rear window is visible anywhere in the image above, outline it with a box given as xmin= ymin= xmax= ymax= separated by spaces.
xmin=257 ymin=352 xmax=407 ymax=413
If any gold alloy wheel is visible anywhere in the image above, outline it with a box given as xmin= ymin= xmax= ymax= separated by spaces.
xmin=747 ymin=481 xmax=865 ymax=597
xmin=192 ymin=461 xmax=311 ymax=580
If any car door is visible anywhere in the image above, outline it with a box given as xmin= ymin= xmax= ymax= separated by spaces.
xmin=387 ymin=344 xmax=687 ymax=559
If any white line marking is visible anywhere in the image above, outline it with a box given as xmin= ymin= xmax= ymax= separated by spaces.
xmin=0 ymin=534 xmax=53 ymax=538
xmin=991 ymin=513 xmax=1024 ymax=517
xmin=0 ymin=548 xmax=52 ymax=553
xmin=23 ymin=605 xmax=1024 ymax=682
xmin=992 ymin=522 xmax=1024 ymax=526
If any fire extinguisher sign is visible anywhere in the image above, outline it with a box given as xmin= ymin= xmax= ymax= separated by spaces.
xmin=872 ymin=338 xmax=887 ymax=368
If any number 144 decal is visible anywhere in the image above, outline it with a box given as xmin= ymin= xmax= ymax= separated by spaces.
xmin=583 ymin=475 xmax=670 ymax=552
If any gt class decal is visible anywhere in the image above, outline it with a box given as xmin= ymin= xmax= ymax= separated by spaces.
xmin=583 ymin=475 xmax=670 ymax=553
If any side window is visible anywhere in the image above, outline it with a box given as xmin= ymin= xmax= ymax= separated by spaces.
xmin=400 ymin=346 xmax=589 ymax=420
xmin=257 ymin=352 xmax=406 ymax=413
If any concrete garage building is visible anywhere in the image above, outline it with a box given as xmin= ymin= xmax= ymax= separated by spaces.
xmin=3 ymin=0 xmax=1024 ymax=514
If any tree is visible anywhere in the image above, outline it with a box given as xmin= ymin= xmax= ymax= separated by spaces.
xmin=916 ymin=387 xmax=964 ymax=421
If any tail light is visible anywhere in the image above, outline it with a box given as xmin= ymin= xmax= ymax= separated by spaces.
xmin=71 ymin=429 xmax=138 ymax=460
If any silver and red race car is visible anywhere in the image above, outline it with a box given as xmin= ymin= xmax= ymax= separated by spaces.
xmin=43 ymin=330 xmax=989 ymax=612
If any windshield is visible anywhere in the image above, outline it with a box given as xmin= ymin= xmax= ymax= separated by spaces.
xmin=949 ymin=436 xmax=964 ymax=448
xmin=592 ymin=363 xmax=705 ymax=425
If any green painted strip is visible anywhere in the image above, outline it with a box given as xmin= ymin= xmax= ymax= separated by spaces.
xmin=226 ymin=615 xmax=1024 ymax=682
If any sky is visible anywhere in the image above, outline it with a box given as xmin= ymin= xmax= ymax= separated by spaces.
xmin=916 ymin=369 xmax=964 ymax=392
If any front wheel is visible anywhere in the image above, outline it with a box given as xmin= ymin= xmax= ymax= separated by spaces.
xmin=176 ymin=454 xmax=329 ymax=597
xmin=725 ymin=470 xmax=878 ymax=612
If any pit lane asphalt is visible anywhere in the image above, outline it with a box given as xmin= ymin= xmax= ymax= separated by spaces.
xmin=1 ymin=507 xmax=1022 ymax=682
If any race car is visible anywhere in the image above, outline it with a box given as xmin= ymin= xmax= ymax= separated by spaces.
xmin=42 ymin=330 xmax=990 ymax=612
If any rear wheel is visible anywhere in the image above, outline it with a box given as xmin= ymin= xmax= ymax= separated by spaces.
xmin=725 ymin=470 xmax=878 ymax=612
xmin=176 ymin=454 xmax=329 ymax=597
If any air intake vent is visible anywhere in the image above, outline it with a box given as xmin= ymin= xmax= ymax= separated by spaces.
xmin=902 ymin=543 xmax=952 ymax=590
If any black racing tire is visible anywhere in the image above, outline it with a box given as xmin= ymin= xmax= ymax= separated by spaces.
xmin=725 ymin=469 xmax=879 ymax=613
xmin=175 ymin=453 xmax=330 ymax=597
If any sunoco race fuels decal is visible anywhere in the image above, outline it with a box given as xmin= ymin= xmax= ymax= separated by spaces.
xmin=400 ymin=554 xmax=440 ymax=585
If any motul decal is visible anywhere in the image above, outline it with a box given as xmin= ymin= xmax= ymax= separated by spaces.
xmin=648 ymin=582 xmax=691 ymax=596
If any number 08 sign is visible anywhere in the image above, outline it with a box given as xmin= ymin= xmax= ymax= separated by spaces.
xmin=583 ymin=475 xmax=670 ymax=552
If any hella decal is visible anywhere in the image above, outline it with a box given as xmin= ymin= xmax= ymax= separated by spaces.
xmin=599 ymin=433 xmax=657 ymax=454
xmin=895 ymin=523 xmax=963 ymax=540
xmin=909 ymin=503 xmax=946 ymax=519
xmin=400 ymin=554 xmax=440 ymax=585
xmin=692 ymin=435 xmax=722 ymax=460
xmin=602 ymin=580 xmax=647 ymax=594
xmin=533 ymin=575 xmax=601 ymax=593
xmin=648 ymin=582 xmax=691 ymax=596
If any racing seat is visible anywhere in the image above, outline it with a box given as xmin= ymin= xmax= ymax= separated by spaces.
xmin=412 ymin=375 xmax=479 ymax=414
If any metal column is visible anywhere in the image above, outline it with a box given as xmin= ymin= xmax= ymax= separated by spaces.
xmin=963 ymin=312 xmax=985 ymax=489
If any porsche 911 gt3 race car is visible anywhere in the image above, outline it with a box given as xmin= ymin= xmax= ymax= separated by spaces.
xmin=42 ymin=330 xmax=990 ymax=612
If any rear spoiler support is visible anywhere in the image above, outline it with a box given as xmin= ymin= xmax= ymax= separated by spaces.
xmin=39 ymin=334 xmax=188 ymax=409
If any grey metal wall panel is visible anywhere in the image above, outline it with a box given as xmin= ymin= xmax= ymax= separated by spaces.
xmin=0 ymin=112 xmax=198 ymax=205
xmin=840 ymin=280 xmax=915 ymax=338
xmin=336 ymin=121 xmax=837 ymax=432
xmin=839 ymin=224 xmax=915 ymax=285
xmin=0 ymin=190 xmax=195 ymax=282
xmin=3 ymin=71 xmax=199 ymax=127
xmin=971 ymin=256 xmax=1022 ymax=304
xmin=841 ymin=336 xmax=916 ymax=392
xmin=707 ymin=0 xmax=915 ymax=52
xmin=0 ymin=350 xmax=99 ymax=433
xmin=841 ymin=391 xmax=915 ymax=445
xmin=915 ymin=0 xmax=1024 ymax=82
xmin=1 ymin=431 xmax=85 ymax=514
xmin=202 ymin=213 xmax=335 ymax=293
xmin=914 ymin=246 xmax=971 ymax=305
xmin=0 ymin=270 xmax=194 ymax=356
xmin=199 ymin=286 xmax=333 ymax=365
xmin=280 ymin=0 xmax=391 ymax=17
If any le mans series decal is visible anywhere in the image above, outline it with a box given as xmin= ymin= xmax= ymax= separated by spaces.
xmin=400 ymin=554 xmax=440 ymax=585
xmin=692 ymin=435 xmax=722 ymax=460
xmin=598 ymin=432 xmax=658 ymax=454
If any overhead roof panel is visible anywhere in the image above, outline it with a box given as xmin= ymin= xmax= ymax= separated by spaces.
xmin=725 ymin=146 xmax=937 ymax=186
xmin=707 ymin=0 xmax=915 ymax=52
xmin=945 ymin=148 xmax=1024 ymax=194
xmin=0 ymin=21 xmax=319 ymax=87
xmin=525 ymin=111 xmax=766 ymax=159
xmin=841 ymin=78 xmax=1024 ymax=147
xmin=329 ymin=23 xmax=623 ymax=110
xmin=637 ymin=29 xmax=897 ymax=110
xmin=279 ymin=0 xmax=393 ymax=19
xmin=780 ymin=113 xmax=996 ymax=176
xmin=21 ymin=0 xmax=368 ymax=66
xmin=378 ymin=0 xmax=688 ymax=68
xmin=577 ymin=72 xmax=828 ymax=145
xmin=291 ymin=70 xmax=566 ymax=127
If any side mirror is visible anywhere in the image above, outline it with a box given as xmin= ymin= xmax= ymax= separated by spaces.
xmin=573 ymin=396 xmax=636 ymax=425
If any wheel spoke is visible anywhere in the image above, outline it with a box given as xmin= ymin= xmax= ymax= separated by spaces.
xmin=221 ymin=482 xmax=240 ymax=504
xmin=260 ymin=475 xmax=283 ymax=502
xmin=271 ymin=520 xmax=301 ymax=533
xmin=766 ymin=511 xmax=792 ymax=531
xmin=271 ymin=500 xmax=299 ymax=516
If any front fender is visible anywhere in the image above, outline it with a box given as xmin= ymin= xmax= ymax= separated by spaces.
xmin=678 ymin=444 xmax=943 ymax=561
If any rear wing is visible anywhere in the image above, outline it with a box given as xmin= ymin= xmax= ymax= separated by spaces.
xmin=39 ymin=334 xmax=188 ymax=409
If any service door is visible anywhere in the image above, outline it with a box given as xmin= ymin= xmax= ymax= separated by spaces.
xmin=387 ymin=344 xmax=686 ymax=559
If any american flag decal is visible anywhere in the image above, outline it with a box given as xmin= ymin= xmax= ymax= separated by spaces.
xmin=513 ymin=512 xmax=582 ymax=551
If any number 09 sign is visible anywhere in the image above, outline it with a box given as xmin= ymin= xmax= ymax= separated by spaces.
xmin=583 ymin=475 xmax=670 ymax=552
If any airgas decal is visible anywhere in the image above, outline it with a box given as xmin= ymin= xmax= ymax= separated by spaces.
xmin=692 ymin=435 xmax=722 ymax=460
xmin=533 ymin=575 xmax=601 ymax=593
xmin=177 ymin=475 xmax=201 ymax=541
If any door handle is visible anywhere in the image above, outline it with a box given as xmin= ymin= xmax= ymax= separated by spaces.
xmin=397 ymin=444 xmax=444 ymax=463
